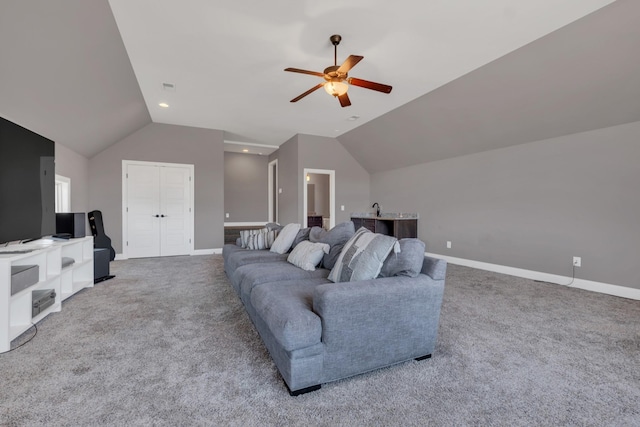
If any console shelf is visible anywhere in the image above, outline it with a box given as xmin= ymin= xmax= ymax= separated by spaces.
xmin=0 ymin=236 xmax=93 ymax=352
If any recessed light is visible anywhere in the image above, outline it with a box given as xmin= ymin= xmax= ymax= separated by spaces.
xmin=159 ymin=102 xmax=169 ymax=108
xmin=242 ymin=149 xmax=249 ymax=153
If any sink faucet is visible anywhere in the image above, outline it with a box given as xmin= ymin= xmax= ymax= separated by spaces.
xmin=372 ymin=202 xmax=381 ymax=217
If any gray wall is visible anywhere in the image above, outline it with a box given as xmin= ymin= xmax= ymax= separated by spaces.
xmin=0 ymin=0 xmax=150 ymax=159
xmin=371 ymin=121 xmax=640 ymax=290
xmin=224 ymin=152 xmax=268 ymax=222
xmin=273 ymin=134 xmax=371 ymax=225
xmin=89 ymin=122 xmax=225 ymax=253
xmin=274 ymin=135 xmax=300 ymax=225
xmin=297 ymin=134 xmax=370 ymax=225
xmin=55 ymin=143 xmax=90 ymax=214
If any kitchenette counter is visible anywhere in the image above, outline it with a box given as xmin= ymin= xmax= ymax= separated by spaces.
xmin=350 ymin=213 xmax=418 ymax=239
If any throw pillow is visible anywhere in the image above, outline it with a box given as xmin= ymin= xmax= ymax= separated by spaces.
xmin=239 ymin=227 xmax=268 ymax=248
xmin=328 ymin=227 xmax=399 ymax=283
xmin=270 ymin=223 xmax=302 ymax=254
xmin=287 ymin=241 xmax=330 ymax=271
xmin=308 ymin=221 xmax=356 ymax=269
xmin=378 ymin=238 xmax=426 ymax=278
xmin=246 ymin=229 xmax=279 ymax=250
xmin=291 ymin=227 xmax=311 ymax=249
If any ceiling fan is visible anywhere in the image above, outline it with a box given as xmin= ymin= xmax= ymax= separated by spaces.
xmin=284 ymin=34 xmax=392 ymax=107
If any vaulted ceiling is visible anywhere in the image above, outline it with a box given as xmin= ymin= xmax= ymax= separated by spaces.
xmin=1 ymin=0 xmax=638 ymax=172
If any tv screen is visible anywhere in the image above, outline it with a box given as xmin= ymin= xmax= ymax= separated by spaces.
xmin=0 ymin=116 xmax=56 ymax=245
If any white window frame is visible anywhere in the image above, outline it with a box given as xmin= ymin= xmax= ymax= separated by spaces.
xmin=55 ymin=174 xmax=71 ymax=213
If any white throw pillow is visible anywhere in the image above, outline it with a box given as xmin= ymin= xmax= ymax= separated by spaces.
xmin=269 ymin=223 xmax=301 ymax=254
xmin=287 ymin=241 xmax=330 ymax=271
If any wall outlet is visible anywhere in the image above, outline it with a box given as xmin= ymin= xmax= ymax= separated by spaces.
xmin=446 ymin=241 xmax=452 ymax=249
xmin=573 ymin=256 xmax=581 ymax=267
xmin=278 ymin=188 xmax=282 ymax=194
xmin=225 ymin=213 xmax=229 ymax=219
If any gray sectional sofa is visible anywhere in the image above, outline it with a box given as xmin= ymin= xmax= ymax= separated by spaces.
xmin=222 ymin=222 xmax=447 ymax=395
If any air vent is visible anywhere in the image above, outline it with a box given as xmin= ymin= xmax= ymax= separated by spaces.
xmin=162 ymin=82 xmax=175 ymax=91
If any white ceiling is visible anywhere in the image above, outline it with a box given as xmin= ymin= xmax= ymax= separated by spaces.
xmin=107 ymin=0 xmax=616 ymax=151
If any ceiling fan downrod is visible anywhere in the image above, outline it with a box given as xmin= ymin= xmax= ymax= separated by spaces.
xmin=330 ymin=34 xmax=341 ymax=66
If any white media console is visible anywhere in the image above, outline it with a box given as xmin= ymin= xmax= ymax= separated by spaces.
xmin=0 ymin=236 xmax=94 ymax=352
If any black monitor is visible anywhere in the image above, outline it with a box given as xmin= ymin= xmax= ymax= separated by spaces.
xmin=0 ymin=116 xmax=55 ymax=244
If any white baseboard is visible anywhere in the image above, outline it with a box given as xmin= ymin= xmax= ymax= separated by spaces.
xmin=224 ymin=222 xmax=268 ymax=227
xmin=116 ymin=249 xmax=222 ymax=259
xmin=426 ymin=252 xmax=640 ymax=301
xmin=192 ymin=248 xmax=222 ymax=255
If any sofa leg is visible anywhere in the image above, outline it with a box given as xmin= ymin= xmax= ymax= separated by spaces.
xmin=288 ymin=383 xmax=321 ymax=396
xmin=415 ymin=354 xmax=432 ymax=361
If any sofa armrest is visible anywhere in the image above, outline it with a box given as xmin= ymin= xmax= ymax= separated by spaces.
xmin=312 ymin=275 xmax=445 ymax=381
xmin=421 ymin=255 xmax=447 ymax=281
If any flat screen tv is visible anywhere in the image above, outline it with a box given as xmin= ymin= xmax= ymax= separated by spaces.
xmin=0 ymin=116 xmax=56 ymax=245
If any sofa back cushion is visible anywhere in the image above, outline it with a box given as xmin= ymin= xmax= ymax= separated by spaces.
xmin=309 ymin=221 xmax=356 ymax=269
xmin=328 ymin=227 xmax=399 ymax=283
xmin=378 ymin=238 xmax=426 ymax=278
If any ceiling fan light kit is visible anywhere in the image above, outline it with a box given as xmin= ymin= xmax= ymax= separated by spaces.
xmin=285 ymin=34 xmax=392 ymax=107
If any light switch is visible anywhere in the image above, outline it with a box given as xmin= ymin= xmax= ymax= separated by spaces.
xmin=225 ymin=213 xmax=229 ymax=218
xmin=341 ymin=205 xmax=345 ymax=211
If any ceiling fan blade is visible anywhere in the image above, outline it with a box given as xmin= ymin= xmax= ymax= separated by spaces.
xmin=290 ymin=83 xmax=324 ymax=103
xmin=337 ymin=55 xmax=364 ymax=74
xmin=348 ymin=77 xmax=393 ymax=94
xmin=338 ymin=93 xmax=351 ymax=108
xmin=284 ymin=67 xmax=325 ymax=78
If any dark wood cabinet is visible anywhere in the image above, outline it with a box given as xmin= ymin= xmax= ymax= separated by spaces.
xmin=307 ymin=215 xmax=323 ymax=228
xmin=351 ymin=217 xmax=418 ymax=239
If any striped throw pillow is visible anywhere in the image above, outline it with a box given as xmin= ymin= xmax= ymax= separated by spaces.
xmin=328 ymin=227 xmax=399 ymax=283
xmin=246 ymin=229 xmax=279 ymax=250
xmin=239 ymin=228 xmax=268 ymax=248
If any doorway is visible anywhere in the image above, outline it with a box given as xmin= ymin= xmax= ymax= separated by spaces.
xmin=268 ymin=159 xmax=278 ymax=223
xmin=122 ymin=160 xmax=194 ymax=258
xmin=303 ymin=168 xmax=335 ymax=229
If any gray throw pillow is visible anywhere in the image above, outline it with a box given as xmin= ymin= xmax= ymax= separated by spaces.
xmin=291 ymin=227 xmax=311 ymax=249
xmin=378 ymin=238 xmax=426 ymax=278
xmin=328 ymin=227 xmax=399 ymax=283
xmin=309 ymin=221 xmax=356 ymax=269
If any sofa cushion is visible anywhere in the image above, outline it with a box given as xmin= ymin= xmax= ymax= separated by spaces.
xmin=309 ymin=221 xmax=355 ymax=269
xmin=251 ymin=279 xmax=330 ymax=352
xmin=234 ymin=262 xmax=330 ymax=304
xmin=225 ymin=249 xmax=289 ymax=273
xmin=287 ymin=241 xmax=330 ymax=271
xmin=379 ymin=238 xmax=426 ymax=278
xmin=270 ymin=223 xmax=301 ymax=254
xmin=328 ymin=227 xmax=399 ymax=283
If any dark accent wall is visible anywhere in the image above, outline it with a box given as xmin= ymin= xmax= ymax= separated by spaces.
xmin=224 ymin=152 xmax=268 ymax=222
xmin=88 ymin=123 xmax=224 ymax=253
xmin=370 ymin=121 xmax=640 ymax=290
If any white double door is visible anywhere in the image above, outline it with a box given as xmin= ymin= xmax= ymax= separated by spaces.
xmin=124 ymin=161 xmax=193 ymax=258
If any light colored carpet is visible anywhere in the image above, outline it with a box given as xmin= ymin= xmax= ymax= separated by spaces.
xmin=1 ymin=255 xmax=638 ymax=426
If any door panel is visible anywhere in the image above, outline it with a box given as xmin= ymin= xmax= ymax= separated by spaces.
xmin=125 ymin=163 xmax=192 ymax=258
xmin=159 ymin=166 xmax=190 ymax=256
xmin=127 ymin=164 xmax=161 ymax=258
